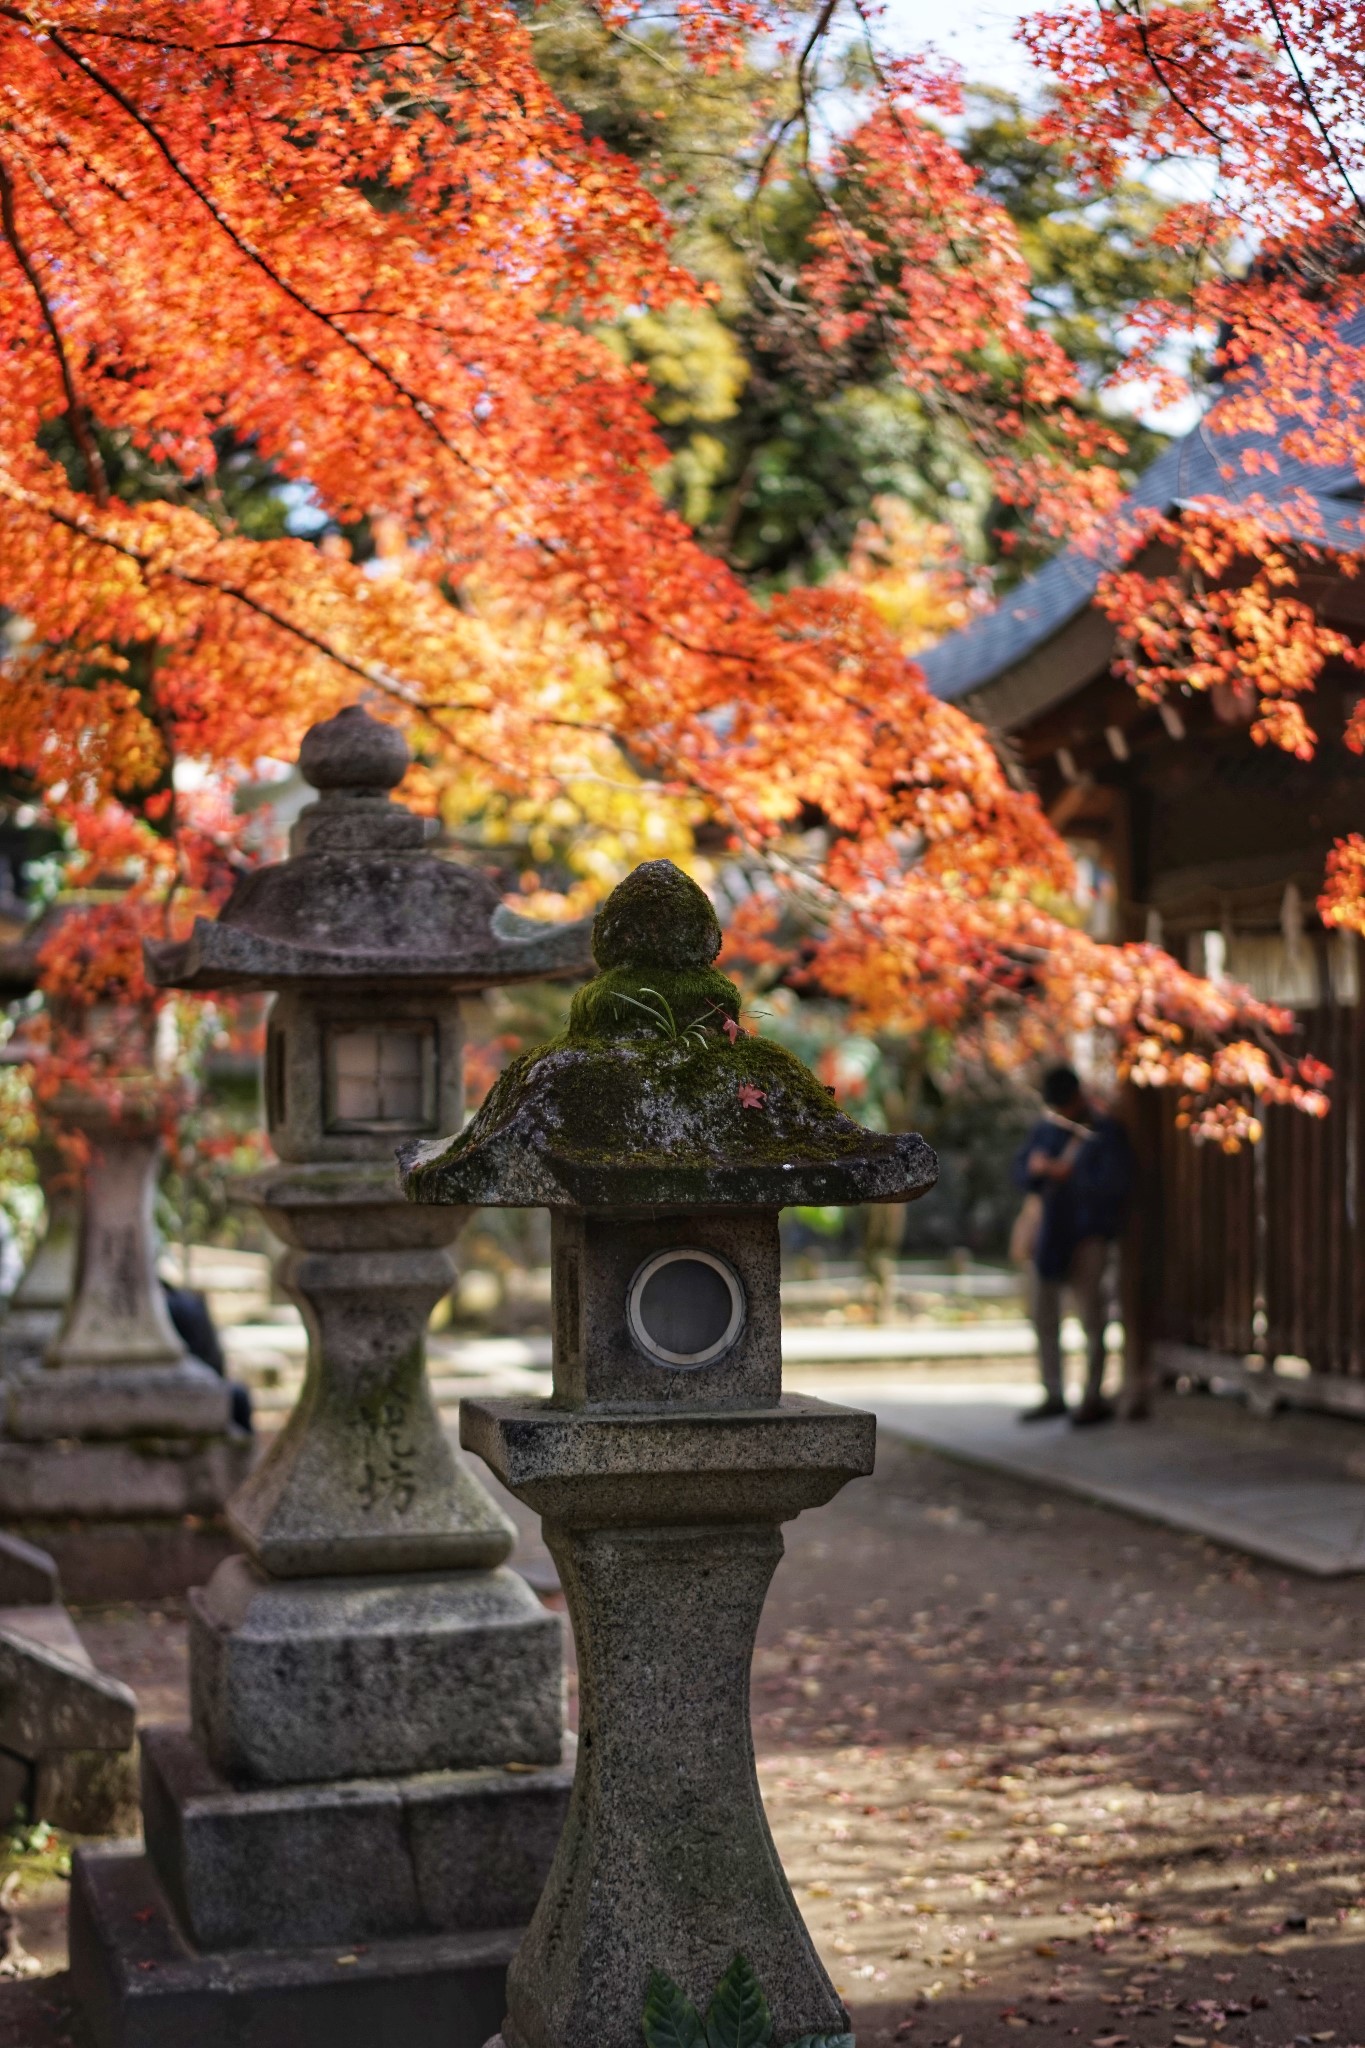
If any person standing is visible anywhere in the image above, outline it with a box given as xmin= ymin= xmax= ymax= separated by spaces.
xmin=1013 ymin=1064 xmax=1134 ymax=1426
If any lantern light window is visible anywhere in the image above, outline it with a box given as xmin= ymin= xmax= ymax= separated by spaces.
xmin=325 ymin=1022 xmax=437 ymax=1132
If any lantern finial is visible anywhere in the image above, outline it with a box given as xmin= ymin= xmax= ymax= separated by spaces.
xmin=591 ymin=858 xmax=722 ymax=972
xmin=298 ymin=703 xmax=409 ymax=795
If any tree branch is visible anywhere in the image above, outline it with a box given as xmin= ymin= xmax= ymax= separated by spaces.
xmin=0 ymin=7 xmax=461 ymax=59
xmin=33 ymin=24 xmax=499 ymax=496
xmin=1262 ymin=0 xmax=1365 ymax=228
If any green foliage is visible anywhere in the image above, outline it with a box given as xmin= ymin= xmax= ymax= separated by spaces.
xmin=642 ymin=1956 xmax=853 ymax=2048
xmin=38 ymin=420 xmax=294 ymax=538
xmin=643 ymin=1969 xmax=706 ymax=2048
xmin=960 ymin=87 xmax=1195 ymax=396
xmin=0 ymin=1060 xmax=39 ymax=1254
xmin=4 ymin=1814 xmax=71 ymax=1882
xmin=704 ymin=1954 xmax=772 ymax=2048
xmin=532 ymin=7 xmax=1193 ymax=588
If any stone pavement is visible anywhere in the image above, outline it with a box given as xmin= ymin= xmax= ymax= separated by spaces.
xmin=810 ymin=1372 xmax=1365 ymax=1575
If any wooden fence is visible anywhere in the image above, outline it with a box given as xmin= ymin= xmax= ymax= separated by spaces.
xmin=1142 ymin=1000 xmax=1365 ymax=1379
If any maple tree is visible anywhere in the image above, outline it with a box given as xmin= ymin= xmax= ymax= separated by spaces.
xmin=0 ymin=0 xmax=1340 ymax=1149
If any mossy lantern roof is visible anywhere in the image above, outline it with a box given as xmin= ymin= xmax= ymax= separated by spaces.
xmin=146 ymin=706 xmax=592 ymax=995
xmin=400 ymin=860 xmax=938 ymax=1212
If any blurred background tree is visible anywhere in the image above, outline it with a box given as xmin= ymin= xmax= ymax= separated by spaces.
xmin=530 ymin=6 xmax=1194 ymax=589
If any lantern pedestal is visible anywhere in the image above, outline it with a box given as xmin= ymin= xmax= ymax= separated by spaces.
xmin=69 ymin=1844 xmax=523 ymax=2048
xmin=462 ymin=1396 xmax=874 ymax=2048
xmin=188 ymin=1555 xmax=563 ymax=1786
xmin=222 ymin=1165 xmax=511 ymax=1576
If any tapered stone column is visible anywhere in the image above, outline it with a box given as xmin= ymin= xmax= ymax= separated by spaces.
xmin=0 ymin=1076 xmax=251 ymax=1528
xmin=401 ymin=859 xmax=938 ymax=2048
xmin=69 ymin=704 xmax=593 ymax=2048
xmin=0 ymin=1140 xmax=79 ymax=1381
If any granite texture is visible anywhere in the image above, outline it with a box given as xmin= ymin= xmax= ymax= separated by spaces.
xmin=33 ymin=1744 xmax=139 ymax=1835
xmin=550 ymin=1208 xmax=782 ymax=1410
xmin=402 ymin=1037 xmax=936 ymax=1212
xmin=4 ymin=1518 xmax=240 ymax=1603
xmin=70 ymin=1844 xmax=517 ymax=2048
xmin=0 ymin=1149 xmax=78 ymax=1380
xmin=0 ymin=1531 xmax=61 ymax=1605
xmin=224 ymin=1216 xmax=512 ymax=1577
xmin=77 ymin=704 xmax=586 ymax=2048
xmin=460 ymin=1393 xmax=877 ymax=1528
xmin=0 ymin=1115 xmax=245 ymax=1519
xmin=142 ymin=1723 xmax=574 ymax=1951
xmin=261 ymin=991 xmax=467 ymax=1166
xmin=501 ymin=1519 xmax=845 ymax=2048
xmin=8 ymin=1362 xmax=231 ymax=1442
xmin=400 ymin=857 xmax=930 ymax=2047
xmin=190 ymin=1556 xmax=564 ymax=1786
xmin=243 ymin=1162 xmax=470 ymax=1251
xmin=463 ymin=1396 xmax=874 ymax=2046
xmin=0 ymin=1307 xmax=63 ymax=1383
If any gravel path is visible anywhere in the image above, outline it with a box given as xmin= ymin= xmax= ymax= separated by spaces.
xmin=3 ymin=1423 xmax=1363 ymax=2047
xmin=760 ymin=1433 xmax=1365 ymax=2048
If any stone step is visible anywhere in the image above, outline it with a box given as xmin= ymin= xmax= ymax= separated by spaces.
xmin=0 ymin=1607 xmax=135 ymax=1758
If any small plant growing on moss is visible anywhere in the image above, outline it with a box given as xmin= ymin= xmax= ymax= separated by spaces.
xmin=611 ymin=985 xmax=710 ymax=1045
xmin=642 ymin=1953 xmax=852 ymax=2048
xmin=611 ymin=986 xmax=743 ymax=1048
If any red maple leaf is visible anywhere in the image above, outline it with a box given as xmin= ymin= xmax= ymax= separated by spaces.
xmin=737 ymin=1081 xmax=767 ymax=1108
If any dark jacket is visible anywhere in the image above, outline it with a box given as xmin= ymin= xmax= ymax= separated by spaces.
xmin=162 ymin=1283 xmax=253 ymax=1434
xmin=1014 ymin=1112 xmax=1133 ymax=1282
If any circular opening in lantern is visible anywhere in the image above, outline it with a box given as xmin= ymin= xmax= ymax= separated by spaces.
xmin=626 ymin=1249 xmax=746 ymax=1370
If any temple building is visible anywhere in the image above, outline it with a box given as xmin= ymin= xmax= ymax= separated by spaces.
xmin=918 ymin=390 xmax=1365 ymax=1410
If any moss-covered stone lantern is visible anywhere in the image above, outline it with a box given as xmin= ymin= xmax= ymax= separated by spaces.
xmin=69 ymin=706 xmax=592 ymax=2046
xmin=400 ymin=859 xmax=938 ymax=2048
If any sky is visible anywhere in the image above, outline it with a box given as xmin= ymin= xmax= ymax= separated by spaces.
xmin=876 ymin=0 xmax=1207 ymax=433
xmin=878 ymin=0 xmax=1041 ymax=94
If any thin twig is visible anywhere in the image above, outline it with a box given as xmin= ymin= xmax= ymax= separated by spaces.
xmin=33 ymin=24 xmax=498 ymax=496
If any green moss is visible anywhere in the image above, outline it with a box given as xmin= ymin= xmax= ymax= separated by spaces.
xmin=591 ymin=859 xmax=721 ymax=971
xmin=566 ymin=964 xmax=740 ymax=1043
xmin=432 ymin=1029 xmax=860 ymax=1176
xmin=403 ymin=857 xmax=935 ymax=1212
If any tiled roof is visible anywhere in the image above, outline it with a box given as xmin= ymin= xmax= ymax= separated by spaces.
xmin=919 ymin=402 xmax=1365 ymax=706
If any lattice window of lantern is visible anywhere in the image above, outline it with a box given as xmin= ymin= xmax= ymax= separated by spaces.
xmin=324 ymin=1021 xmax=437 ymax=1132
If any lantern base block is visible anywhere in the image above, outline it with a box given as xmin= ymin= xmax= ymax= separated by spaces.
xmin=0 ymin=1307 xmax=62 ymax=1382
xmin=8 ymin=1361 xmax=232 ymax=1440
xmin=0 ymin=1516 xmax=240 ymax=1603
xmin=189 ymin=1554 xmax=564 ymax=1785
xmin=139 ymin=1721 xmax=574 ymax=1952
xmin=69 ymin=1840 xmax=519 ymax=2048
xmin=0 ymin=1428 xmax=252 ymax=1523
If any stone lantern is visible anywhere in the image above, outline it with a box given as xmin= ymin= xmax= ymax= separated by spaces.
xmin=400 ymin=859 xmax=938 ymax=2048
xmin=0 ymin=1004 xmax=252 ymax=1580
xmin=69 ymin=705 xmax=591 ymax=2047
